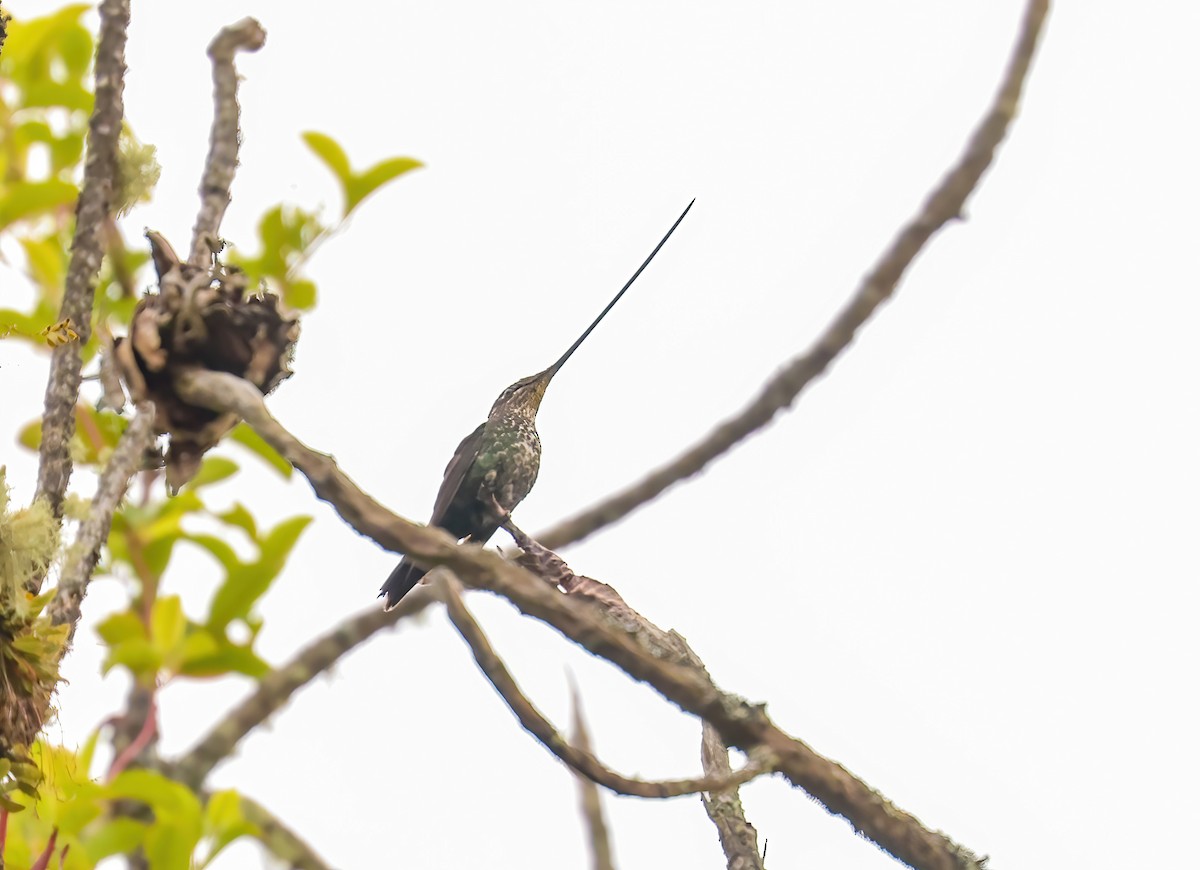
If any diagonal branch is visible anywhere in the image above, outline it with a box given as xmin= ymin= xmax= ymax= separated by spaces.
xmin=189 ymin=18 xmax=266 ymax=267
xmin=538 ymin=0 xmax=1051 ymax=552
xmin=232 ymin=792 xmax=332 ymax=870
xmin=34 ymin=0 xmax=131 ymax=523
xmin=48 ymin=402 xmax=155 ymax=640
xmin=170 ymin=586 xmax=436 ymax=790
xmin=442 ymin=574 xmax=773 ymax=799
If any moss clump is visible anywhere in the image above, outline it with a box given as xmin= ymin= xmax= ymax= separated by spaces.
xmin=0 ymin=468 xmax=66 ymax=809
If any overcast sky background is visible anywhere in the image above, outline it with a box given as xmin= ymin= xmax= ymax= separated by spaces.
xmin=3 ymin=2 xmax=1198 ymax=868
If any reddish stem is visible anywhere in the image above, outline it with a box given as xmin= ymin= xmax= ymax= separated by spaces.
xmin=106 ymin=692 xmax=158 ymax=780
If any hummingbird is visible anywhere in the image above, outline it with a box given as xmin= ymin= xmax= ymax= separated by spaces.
xmin=380 ymin=200 xmax=695 ymax=608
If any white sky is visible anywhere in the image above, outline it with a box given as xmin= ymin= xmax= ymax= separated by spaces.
xmin=3 ymin=1 xmax=1199 ymax=868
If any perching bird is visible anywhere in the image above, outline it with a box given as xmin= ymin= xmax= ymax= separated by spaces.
xmin=380 ymin=200 xmax=694 ymax=608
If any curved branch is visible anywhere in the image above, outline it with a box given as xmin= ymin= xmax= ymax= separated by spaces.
xmin=170 ymin=587 xmax=436 ymax=790
xmin=443 ymin=574 xmax=772 ymax=799
xmin=174 ymin=366 xmax=982 ymax=870
xmin=538 ymin=0 xmax=1051 ymax=552
xmin=189 ymin=18 xmax=266 ymax=266
xmin=34 ymin=0 xmax=131 ymax=521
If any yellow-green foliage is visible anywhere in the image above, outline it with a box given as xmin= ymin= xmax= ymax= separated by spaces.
xmin=0 ymin=466 xmax=61 ymax=613
xmin=0 ymin=467 xmax=68 ymax=806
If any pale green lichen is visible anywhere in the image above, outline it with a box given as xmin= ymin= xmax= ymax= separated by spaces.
xmin=0 ymin=467 xmax=61 ymax=617
xmin=113 ymin=127 xmax=162 ymax=217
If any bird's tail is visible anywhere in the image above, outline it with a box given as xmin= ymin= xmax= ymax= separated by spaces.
xmin=380 ymin=558 xmax=427 ymax=610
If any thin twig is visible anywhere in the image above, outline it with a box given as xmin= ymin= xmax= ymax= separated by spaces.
xmin=443 ymin=574 xmax=771 ymax=799
xmin=106 ymin=690 xmax=157 ymax=780
xmin=48 ymin=402 xmax=155 ymax=638
xmin=169 ymin=586 xmax=437 ymax=790
xmin=538 ymin=0 xmax=1051 ymax=552
xmin=701 ymin=724 xmax=765 ymax=870
xmin=569 ymin=682 xmax=617 ymax=870
xmin=34 ymin=0 xmax=131 ymax=521
xmin=189 ymin=18 xmax=266 ymax=267
xmin=173 ymin=367 xmax=984 ymax=870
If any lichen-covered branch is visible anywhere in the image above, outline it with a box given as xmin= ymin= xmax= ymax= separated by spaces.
xmin=443 ymin=574 xmax=772 ymax=799
xmin=189 ymin=18 xmax=266 ymax=267
xmin=47 ymin=403 xmax=154 ymax=639
xmin=538 ymin=0 xmax=1051 ymax=552
xmin=170 ymin=586 xmax=436 ymax=790
xmin=34 ymin=0 xmax=131 ymax=521
xmin=234 ymin=792 xmax=332 ymax=870
xmin=174 ymin=367 xmax=982 ymax=870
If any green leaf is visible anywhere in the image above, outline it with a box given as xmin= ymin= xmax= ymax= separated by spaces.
xmin=284 ymin=277 xmax=317 ymax=311
xmin=301 ymin=131 xmax=352 ymax=184
xmin=103 ymin=638 xmax=162 ymax=680
xmin=95 ymin=611 xmax=147 ymax=646
xmin=0 ymin=179 xmax=79 ymax=230
xmin=345 ymin=156 xmax=424 ymax=216
xmin=229 ymin=422 xmax=292 ymax=478
xmin=56 ymin=792 xmax=103 ymax=835
xmin=150 ymin=595 xmax=186 ymax=656
xmin=145 ymin=821 xmax=199 ymax=870
xmin=20 ymin=236 xmax=68 ymax=299
xmin=186 ymin=456 xmax=239 ymax=489
xmin=178 ymin=641 xmax=269 ymax=679
xmin=184 ymin=533 xmax=242 ymax=573
xmin=177 ymin=628 xmax=220 ymax=670
xmin=200 ymin=789 xmax=259 ymax=866
xmin=106 ymin=769 xmax=203 ymax=821
xmin=215 ymin=503 xmax=258 ymax=539
xmin=83 ymin=818 xmax=147 ymax=862
xmin=258 ymin=515 xmax=313 ymax=577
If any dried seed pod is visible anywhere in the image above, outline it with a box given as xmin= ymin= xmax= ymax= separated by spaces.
xmin=115 ymin=232 xmax=300 ymax=492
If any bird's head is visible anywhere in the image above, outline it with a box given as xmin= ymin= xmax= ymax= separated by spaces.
xmin=488 ymin=366 xmax=556 ymax=420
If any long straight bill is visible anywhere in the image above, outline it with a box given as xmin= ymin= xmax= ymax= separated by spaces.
xmin=547 ymin=198 xmax=695 ymax=375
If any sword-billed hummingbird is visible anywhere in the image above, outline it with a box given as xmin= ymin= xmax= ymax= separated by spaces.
xmin=380 ymin=200 xmax=694 ymax=608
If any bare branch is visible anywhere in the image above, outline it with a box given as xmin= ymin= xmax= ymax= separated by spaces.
xmin=443 ymin=574 xmax=771 ymax=799
xmin=34 ymin=0 xmax=131 ymax=521
xmin=538 ymin=0 xmax=1052 ymax=552
xmin=701 ymin=724 xmax=764 ymax=870
xmin=570 ymin=682 xmax=617 ymax=870
xmin=172 ymin=367 xmax=983 ymax=869
xmin=235 ymin=792 xmax=332 ymax=870
xmin=189 ymin=18 xmax=266 ymax=267
xmin=170 ymin=586 xmax=437 ymax=790
xmin=48 ymin=402 xmax=155 ymax=639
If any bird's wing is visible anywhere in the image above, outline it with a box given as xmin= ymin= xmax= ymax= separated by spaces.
xmin=429 ymin=422 xmax=486 ymax=527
